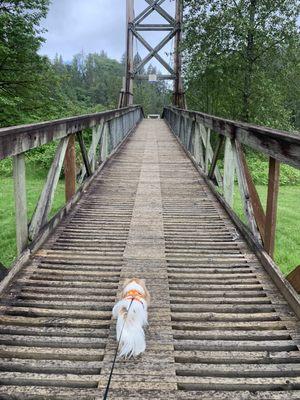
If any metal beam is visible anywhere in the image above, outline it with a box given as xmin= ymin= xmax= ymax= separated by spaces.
xmin=120 ymin=0 xmax=185 ymax=108
xmin=131 ymin=28 xmax=175 ymax=75
xmin=134 ymin=28 xmax=177 ymax=75
xmin=135 ymin=24 xmax=173 ymax=31
xmin=136 ymin=75 xmax=175 ymax=80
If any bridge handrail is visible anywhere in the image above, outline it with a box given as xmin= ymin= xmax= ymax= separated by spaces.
xmin=163 ymin=106 xmax=299 ymax=270
xmin=1 ymin=105 xmax=144 ymax=263
xmin=163 ymin=106 xmax=300 ymax=168
xmin=0 ymin=105 xmax=142 ymax=160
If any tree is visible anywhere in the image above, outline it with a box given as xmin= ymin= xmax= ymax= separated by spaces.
xmin=183 ymin=0 xmax=300 ymax=129
xmin=0 ymin=0 xmax=50 ymax=125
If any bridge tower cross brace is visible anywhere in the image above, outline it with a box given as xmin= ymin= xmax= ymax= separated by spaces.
xmin=119 ymin=0 xmax=186 ymax=109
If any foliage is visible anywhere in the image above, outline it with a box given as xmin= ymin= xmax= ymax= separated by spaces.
xmin=234 ymin=185 xmax=300 ymax=275
xmin=0 ymin=0 xmax=51 ymax=125
xmin=245 ymin=155 xmax=300 ymax=186
xmin=183 ymin=0 xmax=300 ymax=130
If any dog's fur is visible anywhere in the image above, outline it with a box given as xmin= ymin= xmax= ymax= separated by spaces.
xmin=112 ymin=278 xmax=150 ymax=358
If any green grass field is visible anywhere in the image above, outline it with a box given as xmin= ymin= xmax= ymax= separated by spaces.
xmin=0 ymin=174 xmax=299 ymax=276
xmin=0 ymin=173 xmax=65 ymax=267
xmin=234 ymin=185 xmax=300 ymax=275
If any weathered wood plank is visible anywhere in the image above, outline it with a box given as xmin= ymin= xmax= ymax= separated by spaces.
xmin=264 ymin=157 xmax=280 ymax=257
xmin=233 ymin=140 xmax=261 ymax=241
xmin=64 ymin=134 xmax=76 ymax=202
xmin=163 ymin=106 xmax=300 ymax=168
xmin=28 ymin=137 xmax=69 ymax=240
xmin=76 ymin=131 xmax=92 ymax=177
xmin=13 ymin=153 xmax=28 ymax=254
xmin=223 ymin=137 xmax=235 ymax=206
xmin=0 ymin=106 xmax=142 ymax=159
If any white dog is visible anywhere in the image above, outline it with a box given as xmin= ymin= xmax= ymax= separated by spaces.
xmin=112 ymin=278 xmax=150 ymax=358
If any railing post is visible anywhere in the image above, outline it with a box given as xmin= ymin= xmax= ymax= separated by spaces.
xmin=264 ymin=157 xmax=280 ymax=257
xmin=101 ymin=123 xmax=110 ymax=162
xmin=193 ymin=122 xmax=205 ymax=168
xmin=223 ymin=138 xmax=235 ymax=207
xmin=205 ymin=127 xmax=211 ymax=174
xmin=13 ymin=153 xmax=28 ymax=254
xmin=64 ymin=134 xmax=76 ymax=202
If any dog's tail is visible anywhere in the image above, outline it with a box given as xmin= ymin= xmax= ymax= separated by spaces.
xmin=116 ymin=303 xmax=146 ymax=358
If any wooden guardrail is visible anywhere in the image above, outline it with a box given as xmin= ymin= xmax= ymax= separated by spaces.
xmin=163 ymin=106 xmax=300 ymax=263
xmin=0 ymin=105 xmax=144 ymax=258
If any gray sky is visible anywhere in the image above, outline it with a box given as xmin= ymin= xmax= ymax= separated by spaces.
xmin=40 ymin=0 xmax=176 ymax=71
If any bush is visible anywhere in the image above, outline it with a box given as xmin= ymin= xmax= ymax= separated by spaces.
xmin=246 ymin=155 xmax=300 ymax=186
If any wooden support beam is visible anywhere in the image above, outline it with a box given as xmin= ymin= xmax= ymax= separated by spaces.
xmin=264 ymin=157 xmax=280 ymax=257
xmin=239 ymin=146 xmax=266 ymax=239
xmin=199 ymin=125 xmax=223 ymax=187
xmin=204 ymin=127 xmax=210 ymax=174
xmin=223 ymin=138 xmax=235 ymax=207
xmin=193 ymin=123 xmax=205 ymax=168
xmin=234 ymin=140 xmax=261 ymax=242
xmin=101 ymin=123 xmax=110 ymax=162
xmin=208 ymin=136 xmax=225 ymax=180
xmin=76 ymin=132 xmax=92 ymax=177
xmin=13 ymin=153 xmax=28 ymax=254
xmin=64 ymin=134 xmax=76 ymax=202
xmin=29 ymin=137 xmax=69 ymax=240
xmin=79 ymin=123 xmax=104 ymax=183
xmin=287 ymin=265 xmax=300 ymax=293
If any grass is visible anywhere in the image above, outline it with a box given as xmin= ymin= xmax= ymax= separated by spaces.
xmin=234 ymin=185 xmax=300 ymax=276
xmin=0 ymin=170 xmax=65 ymax=267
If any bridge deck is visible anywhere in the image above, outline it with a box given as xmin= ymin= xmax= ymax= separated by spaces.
xmin=0 ymin=119 xmax=300 ymax=399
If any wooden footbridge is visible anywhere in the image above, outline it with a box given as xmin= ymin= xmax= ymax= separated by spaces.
xmin=0 ymin=105 xmax=300 ymax=399
xmin=1 ymin=1 xmax=300 ymax=398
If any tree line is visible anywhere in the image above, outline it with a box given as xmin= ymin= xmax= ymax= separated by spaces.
xmin=183 ymin=0 xmax=300 ymax=131
xmin=0 ymin=0 xmax=170 ymax=128
xmin=1 ymin=1 xmax=299 ymax=132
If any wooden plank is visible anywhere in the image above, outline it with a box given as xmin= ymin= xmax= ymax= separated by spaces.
xmin=193 ymin=123 xmax=205 ymax=168
xmin=208 ymin=135 xmax=225 ymax=180
xmin=239 ymin=145 xmax=266 ymax=239
xmin=101 ymin=123 xmax=110 ymax=162
xmin=264 ymin=157 xmax=280 ymax=257
xmin=29 ymin=137 xmax=69 ymax=240
xmin=233 ymin=140 xmax=261 ymax=241
xmin=79 ymin=122 xmax=104 ymax=183
xmin=13 ymin=153 xmax=28 ymax=254
xmin=287 ymin=265 xmax=300 ymax=293
xmin=64 ymin=134 xmax=76 ymax=202
xmin=204 ymin=126 xmax=210 ymax=174
xmin=76 ymin=132 xmax=92 ymax=177
xmin=198 ymin=124 xmax=223 ymax=186
xmin=223 ymin=138 xmax=235 ymax=206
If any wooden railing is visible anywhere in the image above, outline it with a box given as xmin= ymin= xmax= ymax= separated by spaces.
xmin=163 ymin=106 xmax=300 ymax=263
xmin=0 ymin=105 xmax=144 ymax=258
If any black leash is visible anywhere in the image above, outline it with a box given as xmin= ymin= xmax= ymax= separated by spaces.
xmin=103 ymin=298 xmax=134 ymax=400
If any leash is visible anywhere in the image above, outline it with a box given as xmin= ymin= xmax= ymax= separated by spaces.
xmin=103 ymin=298 xmax=134 ymax=400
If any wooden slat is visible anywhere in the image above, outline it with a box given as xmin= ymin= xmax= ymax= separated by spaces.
xmin=64 ymin=134 xmax=76 ymax=202
xmin=29 ymin=137 xmax=69 ymax=240
xmin=76 ymin=132 xmax=92 ymax=177
xmin=13 ymin=153 xmax=28 ymax=254
xmin=264 ymin=157 xmax=280 ymax=257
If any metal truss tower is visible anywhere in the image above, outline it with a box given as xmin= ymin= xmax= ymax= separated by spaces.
xmin=119 ymin=0 xmax=186 ymax=109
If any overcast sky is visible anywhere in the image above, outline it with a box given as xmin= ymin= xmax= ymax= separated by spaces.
xmin=40 ymin=0 xmax=176 ymax=69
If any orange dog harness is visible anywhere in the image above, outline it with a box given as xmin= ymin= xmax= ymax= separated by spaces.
xmin=125 ymin=289 xmax=145 ymax=305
